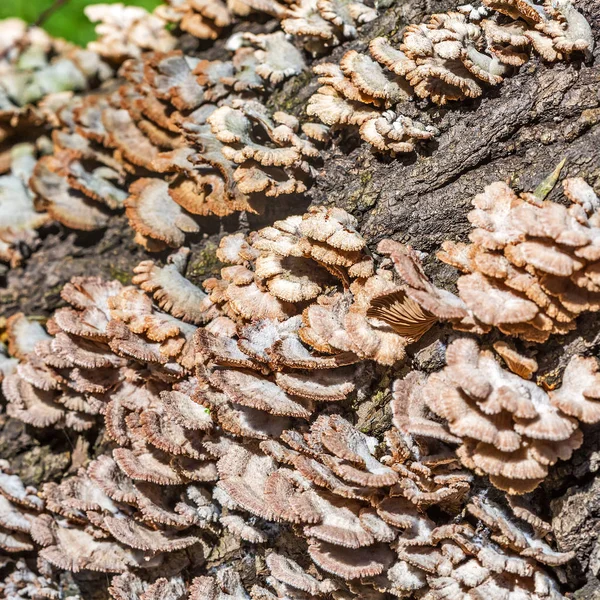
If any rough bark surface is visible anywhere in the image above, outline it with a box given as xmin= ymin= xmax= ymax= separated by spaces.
xmin=1 ymin=0 xmax=600 ymax=597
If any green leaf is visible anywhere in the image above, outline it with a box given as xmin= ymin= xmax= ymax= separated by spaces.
xmin=533 ymin=158 xmax=567 ymax=203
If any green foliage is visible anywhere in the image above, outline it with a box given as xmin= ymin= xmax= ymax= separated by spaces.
xmin=0 ymin=0 xmax=161 ymax=47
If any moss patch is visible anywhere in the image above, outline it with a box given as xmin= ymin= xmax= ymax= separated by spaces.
xmin=267 ymin=70 xmax=315 ymax=118
xmin=187 ymin=242 xmax=223 ymax=285
xmin=109 ymin=266 xmax=132 ymax=286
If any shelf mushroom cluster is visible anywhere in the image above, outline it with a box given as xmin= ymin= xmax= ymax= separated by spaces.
xmin=108 ymin=568 xmax=253 ymax=599
xmin=0 ymin=409 xmax=578 ymax=600
xmin=1 ymin=0 xmax=342 ymax=265
xmin=31 ymin=455 xmax=218 ymax=574
xmin=88 ymin=0 xmax=378 ymax=56
xmin=238 ymin=0 xmax=378 ymax=55
xmin=199 ymin=205 xmax=436 ymax=367
xmin=0 ymin=0 xmax=597 ymax=595
xmin=25 ymin=44 xmax=325 ymax=251
xmin=438 ymin=177 xmax=600 ymax=342
xmin=3 ymin=303 xmax=117 ymax=432
xmin=0 ymin=19 xmax=112 ymax=133
xmin=395 ymin=337 xmax=600 ymax=495
xmin=0 ymin=461 xmax=44 ymax=558
xmin=0 ymin=143 xmax=49 ymax=268
xmin=0 ymin=461 xmax=62 ymax=600
xmin=103 ymin=507 xmax=572 ymax=600
xmin=156 ymin=0 xmax=240 ymax=42
xmin=23 ymin=408 xmax=569 ymax=599
xmin=0 ymin=197 xmax=591 ymax=597
xmin=2 ymin=0 xmax=595 ymax=267
xmin=0 ymin=206 xmax=422 ymax=593
xmin=0 ymin=21 xmax=114 ymax=267
xmin=85 ymin=3 xmax=178 ymax=59
xmin=0 ymin=286 xmax=221 ymax=577
xmin=367 ymin=177 xmax=600 ymax=344
xmin=211 ymin=413 xmax=475 ymax=594
xmin=0 ymin=206 xmax=427 ymax=441
xmin=307 ymin=0 xmax=593 ymax=152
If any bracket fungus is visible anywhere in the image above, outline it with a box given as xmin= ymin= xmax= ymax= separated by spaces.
xmin=198 ymin=206 xmax=427 ymax=366
xmin=0 ymin=19 xmax=112 ymax=121
xmin=0 ymin=5 xmax=595 ymax=599
xmin=395 ymin=337 xmax=600 ymax=494
xmin=206 ymin=100 xmax=319 ymax=197
xmin=358 ymin=175 xmax=600 ymax=343
xmin=1 ymin=278 xmax=222 ymax=574
xmin=237 ymin=0 xmax=378 ymax=54
xmin=0 ymin=241 xmax=580 ymax=597
xmin=0 ymin=143 xmax=49 ymax=267
xmin=307 ymin=59 xmax=436 ymax=154
xmin=0 ymin=6 xmax=330 ymax=265
xmin=307 ymin=0 xmax=593 ymax=151
xmin=132 ymin=248 xmax=219 ymax=325
xmin=228 ymin=31 xmax=306 ymax=85
xmin=437 ymin=176 xmax=600 ymax=341
xmin=85 ymin=3 xmax=177 ymax=60
xmin=0 ymin=462 xmax=43 ymax=555
xmin=0 ymin=23 xmax=113 ymax=266
xmin=157 ymin=0 xmax=235 ymax=41
xmin=16 ymin=40 xmax=323 ymax=252
xmin=0 ymin=210 xmax=419 ymax=590
xmin=0 ymin=463 xmax=61 ymax=599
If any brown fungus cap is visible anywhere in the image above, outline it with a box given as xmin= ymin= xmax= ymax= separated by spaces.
xmin=132 ymin=249 xmax=218 ymax=324
xmin=125 ymin=178 xmax=200 ymax=248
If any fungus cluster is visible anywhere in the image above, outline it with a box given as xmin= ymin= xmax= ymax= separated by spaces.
xmin=1 ymin=206 xmax=422 ymax=444
xmin=367 ymin=176 xmax=600 ymax=344
xmin=0 ymin=398 xmax=577 ymax=599
xmin=29 ymin=28 xmax=332 ymax=252
xmin=0 ymin=20 xmax=114 ymax=266
xmin=0 ymin=143 xmax=49 ymax=268
xmin=1 ymin=196 xmax=587 ymax=597
xmin=438 ymin=177 xmax=600 ymax=342
xmin=0 ymin=0 xmax=377 ymax=268
xmin=32 ymin=455 xmax=218 ymax=574
xmin=395 ymin=337 xmax=600 ymax=494
xmin=1 ymin=308 xmax=103 ymax=430
xmin=307 ymin=57 xmax=437 ymax=154
xmin=157 ymin=0 xmax=237 ymax=41
xmin=102 ymin=489 xmax=573 ymax=599
xmin=0 ymin=0 xmax=374 ymax=265
xmin=2 ymin=281 xmax=220 ymax=577
xmin=0 ymin=461 xmax=44 ymax=557
xmin=201 ymin=205 xmax=435 ymax=366
xmin=89 ymin=0 xmax=378 ymax=54
xmin=307 ymin=0 xmax=593 ymax=152
xmin=24 ymin=44 xmax=324 ymax=251
xmin=0 ymin=0 xmax=597 ymax=597
xmin=240 ymin=0 xmax=378 ymax=55
xmin=108 ymin=568 xmax=252 ymax=599
xmin=2 ymin=0 xmax=593 ymax=266
xmin=384 ymin=492 xmax=572 ymax=599
xmin=367 ymin=239 xmax=470 ymax=339
xmin=214 ymin=413 xmax=474 ymax=592
xmin=85 ymin=3 xmax=178 ymax=60
xmin=0 ymin=461 xmax=61 ymax=600
xmin=0 ymin=19 xmax=112 ymax=124
xmin=0 ymin=0 xmax=338 ymax=264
